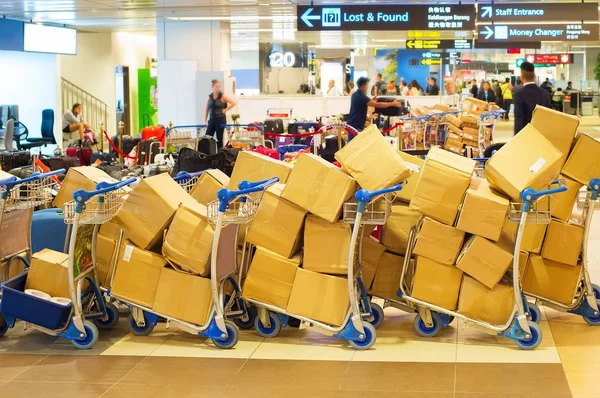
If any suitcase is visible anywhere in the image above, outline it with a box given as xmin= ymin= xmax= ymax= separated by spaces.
xmin=91 ymin=151 xmax=115 ymax=164
xmin=320 ymin=136 xmax=344 ymax=163
xmin=252 ymin=145 xmax=279 ymax=160
xmin=31 ymin=209 xmax=69 ymax=253
xmin=197 ymin=136 xmax=218 ymax=155
xmin=137 ymin=139 xmax=161 ymax=165
xmin=263 ymin=119 xmax=284 ymax=134
xmin=376 ymin=98 xmax=405 ymax=116
xmin=110 ymin=135 xmax=141 ymax=157
xmin=174 ymin=147 xmax=226 ymax=175
xmin=141 ymin=125 xmax=166 ymax=146
xmin=66 ymin=147 xmax=92 ymax=166
xmin=0 ymin=151 xmax=30 ymax=171
xmin=48 ymin=156 xmax=80 ymax=171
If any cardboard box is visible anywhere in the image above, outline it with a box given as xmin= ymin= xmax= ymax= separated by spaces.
xmin=380 ymin=202 xmax=422 ymax=254
xmin=541 ymin=220 xmax=584 ymax=266
xmin=153 ymin=267 xmax=213 ymax=326
xmin=246 ymin=183 xmax=307 ymax=258
xmin=303 ymin=215 xmax=351 ymax=275
xmin=412 ymin=257 xmax=463 ymax=311
xmin=114 ymin=173 xmax=197 ymax=250
xmin=282 ymin=153 xmax=357 ymax=223
xmin=551 ymin=175 xmax=582 ymax=222
xmin=562 ymin=133 xmax=600 ymax=185
xmin=485 ymin=124 xmax=563 ymax=201
xmin=370 ymin=251 xmax=405 ymax=300
xmin=413 ymin=217 xmax=465 ymax=265
xmin=456 ymin=234 xmax=514 ymax=289
xmin=53 ymin=167 xmax=119 ymax=210
xmin=463 ymin=97 xmax=491 ymax=114
xmin=361 ymin=236 xmax=386 ymax=289
xmin=335 ymin=125 xmax=411 ymax=191
xmin=287 ymin=268 xmax=350 ymax=326
xmin=522 ymin=255 xmax=582 ymax=305
xmin=229 ymin=151 xmax=293 ymax=191
xmin=96 ymin=234 xmax=117 ymax=287
xmin=456 ymin=179 xmax=509 ymax=241
xmin=0 ymin=208 xmax=32 ymax=261
xmin=395 ymin=151 xmax=424 ymax=203
xmin=445 ymin=113 xmax=462 ymax=128
xmin=162 ymin=202 xmax=214 ymax=276
xmin=531 ymin=105 xmax=579 ymax=167
xmin=409 ymin=147 xmax=476 ymax=225
xmin=25 ymin=249 xmax=70 ymax=298
xmin=99 ymin=220 xmax=122 ymax=242
xmin=189 ymin=169 xmax=230 ymax=206
xmin=458 ymin=276 xmax=515 ymax=325
xmin=242 ymin=247 xmax=301 ymax=309
xmin=504 ymin=250 xmax=529 ymax=283
xmin=503 ymin=220 xmax=547 ymax=254
xmin=111 ymin=241 xmax=167 ymax=307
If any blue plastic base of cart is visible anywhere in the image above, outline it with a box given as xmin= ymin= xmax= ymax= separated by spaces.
xmin=277 ymin=313 xmax=289 ymax=328
xmin=569 ymin=297 xmax=599 ymax=319
xmin=396 ymin=288 xmax=403 ymax=299
xmin=333 ymin=320 xmax=364 ymax=343
xmin=200 ymin=318 xmax=229 ymax=340
xmin=438 ymin=313 xmax=453 ymax=328
xmin=57 ymin=321 xmax=87 ymax=341
xmin=3 ymin=314 xmax=16 ymax=329
xmin=498 ymin=319 xmax=529 ymax=341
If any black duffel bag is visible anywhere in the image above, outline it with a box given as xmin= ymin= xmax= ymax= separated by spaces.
xmin=376 ymin=98 xmax=406 ymax=116
xmin=219 ymin=146 xmax=241 ymax=176
xmin=173 ymin=147 xmax=226 ymax=175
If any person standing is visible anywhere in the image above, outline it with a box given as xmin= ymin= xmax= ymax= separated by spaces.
xmin=478 ymin=81 xmax=496 ymax=103
xmin=205 ymin=79 xmax=237 ymax=148
xmin=470 ymin=79 xmax=479 ymax=98
xmin=512 ymin=78 xmax=523 ymax=97
xmin=501 ymin=78 xmax=513 ymax=120
xmin=325 ymin=80 xmax=341 ymax=96
xmin=371 ymin=73 xmax=386 ymax=96
xmin=513 ymin=62 xmax=551 ymax=135
xmin=344 ymin=81 xmax=356 ymax=96
xmin=386 ymin=80 xmax=399 ymax=95
xmin=409 ymin=80 xmax=423 ymax=96
xmin=425 ymin=77 xmax=440 ymax=95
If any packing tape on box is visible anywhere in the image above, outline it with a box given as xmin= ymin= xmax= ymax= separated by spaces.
xmin=50 ymin=297 xmax=72 ymax=306
xmin=24 ymin=289 xmax=51 ymax=301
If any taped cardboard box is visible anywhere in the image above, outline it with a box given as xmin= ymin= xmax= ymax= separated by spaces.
xmin=485 ymin=124 xmax=563 ymax=201
xmin=25 ymin=249 xmax=71 ymax=298
xmin=229 ymin=151 xmax=293 ymax=191
xmin=412 ymin=256 xmax=463 ymax=311
xmin=409 ymin=147 xmax=476 ymax=225
xmin=287 ymin=268 xmax=350 ymax=326
xmin=162 ymin=202 xmax=214 ymax=276
xmin=114 ymin=173 xmax=197 ymax=251
xmin=99 ymin=220 xmax=122 ymax=242
xmin=242 ymin=247 xmax=301 ymax=309
xmin=246 ymin=183 xmax=307 ymax=258
xmin=380 ymin=202 xmax=422 ymax=254
xmin=53 ymin=166 xmax=121 ymax=210
xmin=370 ymin=251 xmax=405 ymax=300
xmin=503 ymin=250 xmax=529 ymax=283
xmin=562 ymin=133 xmax=600 ymax=185
xmin=413 ymin=217 xmax=465 ymax=265
xmin=445 ymin=145 xmax=464 ymax=156
xmin=0 ymin=208 xmax=32 ymax=262
xmin=541 ymin=220 xmax=584 ymax=266
xmin=303 ymin=215 xmax=351 ymax=275
xmin=461 ymin=127 xmax=478 ymax=141
xmin=461 ymin=114 xmax=479 ymax=125
xmin=395 ymin=151 xmax=424 ymax=203
xmin=456 ymin=234 xmax=514 ymax=289
xmin=551 ymin=175 xmax=582 ymax=222
xmin=334 ymin=125 xmax=410 ymax=191
xmin=96 ymin=234 xmax=117 ymax=288
xmin=445 ymin=113 xmax=462 ymax=128
xmin=531 ymin=105 xmax=579 ymax=167
xmin=463 ymin=97 xmax=491 ymax=115
xmin=445 ymin=137 xmax=463 ymax=149
xmin=522 ymin=255 xmax=582 ymax=305
xmin=503 ymin=220 xmax=547 ymax=254
xmin=153 ymin=266 xmax=213 ymax=326
xmin=458 ymin=276 xmax=515 ymax=325
xmin=111 ymin=240 xmax=167 ymax=308
xmin=447 ymin=123 xmax=463 ymax=136
xmin=189 ymin=169 xmax=230 ymax=206
xmin=282 ymin=153 xmax=357 ymax=223
xmin=361 ymin=236 xmax=386 ymax=289
xmin=456 ymin=178 xmax=509 ymax=241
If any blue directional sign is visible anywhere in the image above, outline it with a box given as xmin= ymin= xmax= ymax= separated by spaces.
xmin=478 ymin=23 xmax=599 ymax=42
xmin=478 ymin=3 xmax=598 ymax=22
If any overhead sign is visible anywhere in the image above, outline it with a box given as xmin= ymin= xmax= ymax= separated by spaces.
xmin=297 ymin=4 xmax=475 ymax=31
xmin=476 ymin=41 xmax=541 ymax=50
xmin=407 ymin=39 xmax=472 ymax=50
xmin=525 ymin=54 xmax=573 ymax=65
xmin=421 ymin=59 xmax=441 ymax=66
xmin=516 ymin=58 xmax=525 ymax=68
xmin=478 ymin=3 xmax=598 ymax=23
xmin=478 ymin=23 xmax=598 ymax=42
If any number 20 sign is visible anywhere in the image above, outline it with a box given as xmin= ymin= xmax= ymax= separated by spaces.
xmin=269 ymin=51 xmax=297 ymax=68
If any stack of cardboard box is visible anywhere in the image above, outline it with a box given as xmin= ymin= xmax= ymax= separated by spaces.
xmin=443 ymin=97 xmax=493 ymax=158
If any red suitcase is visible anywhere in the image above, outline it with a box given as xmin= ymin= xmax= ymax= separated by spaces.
xmin=252 ymin=145 xmax=279 ymax=160
xmin=66 ymin=147 xmax=92 ymax=166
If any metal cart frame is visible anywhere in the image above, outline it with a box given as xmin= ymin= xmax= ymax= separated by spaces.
xmin=165 ymin=124 xmax=210 ymax=151
xmin=223 ymin=123 xmax=265 ymax=149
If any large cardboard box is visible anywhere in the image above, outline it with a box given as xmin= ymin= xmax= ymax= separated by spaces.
xmin=303 ymin=215 xmax=351 ymax=275
xmin=25 ymin=249 xmax=70 ymax=297
xmin=334 ymin=125 xmax=411 ymax=191
xmin=456 ymin=234 xmax=514 ymax=289
xmin=522 ymin=255 xmax=582 ymax=305
xmin=113 ymin=173 xmax=197 ymax=250
xmin=456 ymin=179 xmax=509 ymax=241
xmin=0 ymin=208 xmax=32 ymax=262
xmin=503 ymin=218 xmax=547 ymax=254
xmin=189 ymin=169 xmax=230 ymax=206
xmin=551 ymin=175 xmax=582 ymax=222
xmin=229 ymin=151 xmax=293 ymax=190
xmin=96 ymin=234 xmax=117 ymax=287
xmin=413 ymin=218 xmax=465 ymax=265
xmin=380 ymin=203 xmax=422 ymax=254
xmin=370 ymin=251 xmax=405 ymax=300
xmin=531 ymin=106 xmax=579 ymax=167
xmin=409 ymin=147 xmax=476 ymax=225
xmin=162 ymin=202 xmax=214 ymax=276
xmin=153 ymin=267 xmax=213 ymax=326
xmin=53 ymin=167 xmax=119 ymax=209
xmin=246 ymin=184 xmax=307 ymax=258
xmin=242 ymin=247 xmax=301 ymax=309
xmin=463 ymin=97 xmax=491 ymax=115
xmin=395 ymin=151 xmax=424 ymax=203
xmin=504 ymin=250 xmax=530 ymax=283
xmin=541 ymin=220 xmax=584 ymax=266
xmin=111 ymin=241 xmax=167 ymax=307
xmin=562 ymin=133 xmax=600 ymax=185
xmin=282 ymin=154 xmax=357 ymax=223
xmin=485 ymin=124 xmax=563 ymax=201
xmin=411 ymin=257 xmax=463 ymax=311
xmin=458 ymin=276 xmax=515 ymax=325
xmin=99 ymin=220 xmax=122 ymax=242
xmin=287 ymin=268 xmax=350 ymax=326
xmin=361 ymin=236 xmax=386 ymax=289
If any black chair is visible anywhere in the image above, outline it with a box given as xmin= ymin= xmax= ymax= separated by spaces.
xmin=14 ymin=109 xmax=56 ymax=150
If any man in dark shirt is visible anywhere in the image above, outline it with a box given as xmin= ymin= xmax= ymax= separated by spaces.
xmin=371 ymin=73 xmax=386 ymax=96
xmin=425 ymin=77 xmax=440 ymax=95
xmin=347 ymin=77 xmax=400 ymax=141
xmin=513 ymin=62 xmax=551 ymax=135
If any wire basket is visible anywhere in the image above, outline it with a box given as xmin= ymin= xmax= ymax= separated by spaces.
xmin=229 ymin=127 xmax=264 ymax=149
xmin=167 ymin=126 xmax=204 ymax=148
xmin=176 ymin=176 xmax=200 ymax=193
xmin=63 ymin=189 xmax=127 ymax=225
xmin=507 ymin=201 xmax=551 ymax=224
xmin=3 ymin=176 xmax=55 ymax=212
xmin=343 ymin=193 xmax=394 ymax=225
xmin=206 ymin=191 xmax=265 ymax=225
xmin=576 ymin=190 xmax=599 ymax=209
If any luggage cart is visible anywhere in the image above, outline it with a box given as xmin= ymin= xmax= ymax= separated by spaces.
xmin=372 ymin=181 xmax=567 ymax=350
xmin=223 ymin=123 xmax=265 ymax=149
xmin=524 ymin=178 xmax=600 ymax=326
xmin=429 ymin=110 xmax=461 ymax=147
xmin=107 ymin=177 xmax=279 ymax=349
xmin=398 ymin=115 xmax=430 ymax=151
xmin=465 ymin=110 xmax=505 ymax=158
xmin=165 ymin=124 xmax=208 ymax=151
xmin=0 ymin=175 xmax=136 ymax=348
xmin=172 ymin=170 xmax=204 ymax=193
xmin=245 ymin=184 xmax=404 ymax=350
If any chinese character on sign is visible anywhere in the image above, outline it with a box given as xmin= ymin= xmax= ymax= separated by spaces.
xmin=428 ymin=22 xmax=434 ymax=28
xmin=445 ymin=7 xmax=451 ymax=13
xmin=440 ymin=22 xmax=446 ymax=28
xmin=434 ymin=7 xmax=439 ymax=12
xmin=457 ymin=22 xmax=463 ymax=28
xmin=434 ymin=22 xmax=440 ymax=28
xmin=428 ymin=7 xmax=433 ymax=12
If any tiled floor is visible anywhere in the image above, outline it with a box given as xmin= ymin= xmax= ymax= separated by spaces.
xmin=1 ymin=117 xmax=600 ymax=397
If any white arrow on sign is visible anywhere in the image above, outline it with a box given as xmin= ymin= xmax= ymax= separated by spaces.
xmin=481 ymin=6 xmax=493 ymax=18
xmin=480 ymin=25 xmax=494 ymax=39
xmin=301 ymin=7 xmax=321 ymax=27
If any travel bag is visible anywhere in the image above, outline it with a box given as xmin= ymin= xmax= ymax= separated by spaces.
xmin=197 ymin=136 xmax=218 ymax=155
xmin=173 ymin=147 xmax=226 ymax=175
xmin=263 ymin=119 xmax=284 ymax=134
xmin=0 ymin=151 xmax=30 ymax=171
xmin=48 ymin=156 xmax=80 ymax=171
xmin=91 ymin=151 xmax=115 ymax=164
xmin=219 ymin=146 xmax=241 ymax=176
xmin=110 ymin=135 xmax=141 ymax=157
xmin=252 ymin=145 xmax=279 ymax=160
xmin=137 ymin=139 xmax=161 ymax=166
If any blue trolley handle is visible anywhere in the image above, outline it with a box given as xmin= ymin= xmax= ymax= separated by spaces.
xmin=173 ymin=170 xmax=204 ymax=182
xmin=588 ymin=178 xmax=600 ymax=201
xmin=2 ymin=168 xmax=66 ymax=191
xmin=521 ymin=179 xmax=568 ymax=211
xmin=73 ymin=177 xmax=138 ymax=204
xmin=217 ymin=177 xmax=280 ymax=212
xmin=355 ymin=183 xmax=404 ymax=213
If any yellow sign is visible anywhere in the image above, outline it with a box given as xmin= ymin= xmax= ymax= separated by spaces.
xmin=408 ymin=30 xmax=441 ymax=38
xmin=421 ymin=58 xmax=441 ymax=65
xmin=407 ymin=39 xmax=443 ymax=49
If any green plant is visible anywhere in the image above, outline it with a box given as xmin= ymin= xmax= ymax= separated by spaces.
xmin=594 ymin=52 xmax=600 ymax=82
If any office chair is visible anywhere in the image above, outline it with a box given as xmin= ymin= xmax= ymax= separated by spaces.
xmin=0 ymin=119 xmax=15 ymax=151
xmin=14 ymin=109 xmax=56 ymax=151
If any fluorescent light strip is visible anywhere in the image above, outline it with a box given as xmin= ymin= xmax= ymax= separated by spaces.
xmin=313 ymin=44 xmax=388 ymax=48
xmin=374 ymin=39 xmax=407 ymax=42
xmin=166 ymin=15 xmax=295 ymax=21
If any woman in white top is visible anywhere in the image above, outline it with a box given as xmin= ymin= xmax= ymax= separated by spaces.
xmin=409 ymin=80 xmax=423 ymax=96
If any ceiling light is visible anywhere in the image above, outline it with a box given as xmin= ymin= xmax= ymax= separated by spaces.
xmin=258 ymin=3 xmax=270 ymax=5
xmin=374 ymin=39 xmax=407 ymax=42
xmin=314 ymin=44 xmax=388 ymax=49
xmin=166 ymin=15 xmax=296 ymax=21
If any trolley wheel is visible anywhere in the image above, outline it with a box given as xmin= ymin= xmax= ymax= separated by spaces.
xmin=368 ymin=302 xmax=384 ymax=329
xmin=255 ymin=311 xmax=281 ymax=338
xmin=71 ymin=320 xmax=99 ymax=349
xmin=211 ymin=320 xmax=239 ymax=349
xmin=128 ymin=312 xmax=154 ymax=336
xmin=0 ymin=314 xmax=8 ymax=337
xmin=483 ymin=142 xmax=505 ymax=158
xmin=234 ymin=305 xmax=257 ymax=330
xmin=591 ymin=284 xmax=600 ymax=300
xmin=349 ymin=321 xmax=376 ymax=350
xmin=527 ymin=303 xmax=542 ymax=324
xmin=94 ymin=302 xmax=120 ymax=329
xmin=583 ymin=296 xmax=600 ymax=326
xmin=514 ymin=321 xmax=542 ymax=350
xmin=414 ymin=312 xmax=442 ymax=338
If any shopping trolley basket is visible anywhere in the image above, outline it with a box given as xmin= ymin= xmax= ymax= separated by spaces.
xmin=172 ymin=170 xmax=204 ymax=193
xmin=223 ymin=123 xmax=265 ymax=149
xmin=399 ymin=115 xmax=431 ymax=151
xmin=165 ymin=124 xmax=208 ymax=151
